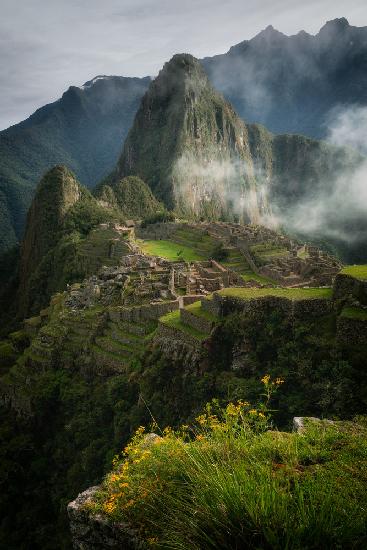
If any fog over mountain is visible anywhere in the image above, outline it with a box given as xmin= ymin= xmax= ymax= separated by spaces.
xmin=1 ymin=18 xmax=367 ymax=260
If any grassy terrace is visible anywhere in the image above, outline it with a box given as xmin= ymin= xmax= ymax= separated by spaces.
xmin=216 ymin=287 xmax=332 ymax=300
xmin=341 ymin=306 xmax=367 ymax=321
xmin=241 ymin=272 xmax=276 ymax=285
xmin=138 ymin=240 xmax=204 ymax=262
xmin=185 ymin=300 xmax=219 ymax=322
xmin=250 ymin=243 xmax=289 ymax=260
xmin=159 ymin=310 xmax=209 ymax=341
xmin=341 ymin=265 xmax=367 ymax=280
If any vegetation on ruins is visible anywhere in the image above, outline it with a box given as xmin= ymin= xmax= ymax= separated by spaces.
xmin=140 ymin=210 xmax=176 ymax=228
xmin=89 ymin=379 xmax=367 ymax=549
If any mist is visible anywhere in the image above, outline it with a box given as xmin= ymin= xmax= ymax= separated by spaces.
xmin=279 ymin=106 xmax=367 ymax=246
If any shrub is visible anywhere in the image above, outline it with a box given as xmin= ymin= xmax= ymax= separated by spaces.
xmin=141 ymin=210 xmax=175 ymax=228
xmin=211 ymin=243 xmax=229 ymax=262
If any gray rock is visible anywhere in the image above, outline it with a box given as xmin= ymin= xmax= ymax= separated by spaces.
xmin=67 ymin=486 xmax=144 ymax=549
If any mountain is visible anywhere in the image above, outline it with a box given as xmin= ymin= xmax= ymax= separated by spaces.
xmin=1 ymin=18 xmax=367 ymax=256
xmin=97 ymin=175 xmax=163 ymax=218
xmin=112 ymin=54 xmax=273 ymax=223
xmin=113 ymin=53 xmax=361 ymax=256
xmin=17 ymin=166 xmax=115 ymax=316
xmin=0 ymin=76 xmax=150 ymax=254
xmin=202 ymin=18 xmax=367 ymax=138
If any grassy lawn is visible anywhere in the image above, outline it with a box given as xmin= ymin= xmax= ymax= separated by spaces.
xmin=138 ymin=239 xmax=204 ymax=262
xmin=160 ymin=310 xmax=208 ymax=340
xmin=341 ymin=306 xmax=367 ymax=321
xmin=341 ymin=265 xmax=367 ymax=280
xmin=217 ymin=287 xmax=332 ymax=301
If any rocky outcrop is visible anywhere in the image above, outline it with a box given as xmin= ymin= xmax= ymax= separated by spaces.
xmin=67 ymin=486 xmax=144 ymax=550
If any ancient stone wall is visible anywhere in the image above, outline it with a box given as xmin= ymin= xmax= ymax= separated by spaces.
xmin=337 ymin=316 xmax=367 ymax=347
xmin=109 ymin=300 xmax=179 ymax=323
xmin=333 ymin=273 xmax=367 ymax=305
xmin=181 ymin=295 xmax=204 ymax=306
xmin=180 ymin=308 xmax=214 ymax=334
xmin=201 ymin=293 xmax=332 ymax=320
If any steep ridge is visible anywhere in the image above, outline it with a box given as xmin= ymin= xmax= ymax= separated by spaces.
xmin=97 ymin=175 xmax=163 ymax=218
xmin=17 ymin=165 xmax=123 ymax=317
xmin=112 ymin=54 xmax=272 ymax=223
xmin=202 ymin=18 xmax=367 ymax=137
xmin=0 ymin=76 xmax=150 ymax=253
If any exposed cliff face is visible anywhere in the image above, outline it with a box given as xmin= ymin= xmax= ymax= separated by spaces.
xmin=113 ymin=54 xmax=270 ymax=224
xmin=113 ymin=54 xmax=360 ymax=241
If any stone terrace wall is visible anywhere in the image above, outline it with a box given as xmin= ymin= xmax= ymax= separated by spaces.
xmin=201 ymin=293 xmax=332 ymax=320
xmin=155 ymin=323 xmax=206 ymax=364
xmin=337 ymin=316 xmax=367 ymax=347
xmin=180 ymin=308 xmax=215 ymax=334
xmin=108 ymin=300 xmax=179 ymax=323
xmin=333 ymin=273 xmax=367 ymax=305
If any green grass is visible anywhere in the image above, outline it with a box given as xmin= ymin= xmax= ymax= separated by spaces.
xmin=341 ymin=306 xmax=367 ymax=321
xmin=341 ymin=265 xmax=367 ymax=280
xmin=138 ymin=239 xmax=204 ymax=262
xmin=92 ymin=405 xmax=367 ymax=550
xmin=160 ymin=310 xmax=209 ymax=341
xmin=217 ymin=287 xmax=332 ymax=301
xmin=241 ymin=272 xmax=276 ymax=285
xmin=251 ymin=243 xmax=289 ymax=259
xmin=185 ymin=301 xmax=219 ymax=322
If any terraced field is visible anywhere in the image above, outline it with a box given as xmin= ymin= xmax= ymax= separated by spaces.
xmin=92 ymin=316 xmax=156 ymax=371
xmin=217 ymin=287 xmax=333 ymax=300
xmin=139 ymin=226 xmax=217 ymax=262
xmin=138 ymin=240 xmax=203 ymax=262
xmin=250 ymin=243 xmax=289 ymax=264
xmin=341 ymin=265 xmax=367 ymax=280
xmin=76 ymin=227 xmax=131 ymax=270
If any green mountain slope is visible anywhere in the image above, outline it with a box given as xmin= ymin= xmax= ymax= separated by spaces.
xmin=0 ymin=76 xmax=150 ymax=253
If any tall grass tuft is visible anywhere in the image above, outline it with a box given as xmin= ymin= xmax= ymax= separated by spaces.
xmin=90 ymin=377 xmax=367 ymax=549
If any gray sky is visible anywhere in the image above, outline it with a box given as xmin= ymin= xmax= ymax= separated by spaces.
xmin=1 ymin=0 xmax=366 ymax=130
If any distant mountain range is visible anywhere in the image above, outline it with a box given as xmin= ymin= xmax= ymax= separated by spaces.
xmin=1 ymin=17 xmax=367 ymax=257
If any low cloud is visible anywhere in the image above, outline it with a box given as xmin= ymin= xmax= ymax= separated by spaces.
xmin=278 ymin=105 xmax=367 ymax=245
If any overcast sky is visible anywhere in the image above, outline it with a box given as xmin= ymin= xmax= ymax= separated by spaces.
xmin=1 ymin=0 xmax=366 ymax=130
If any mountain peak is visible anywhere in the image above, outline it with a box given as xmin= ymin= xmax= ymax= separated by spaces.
xmin=251 ymin=24 xmax=286 ymax=43
xmin=318 ymin=17 xmax=350 ymax=35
